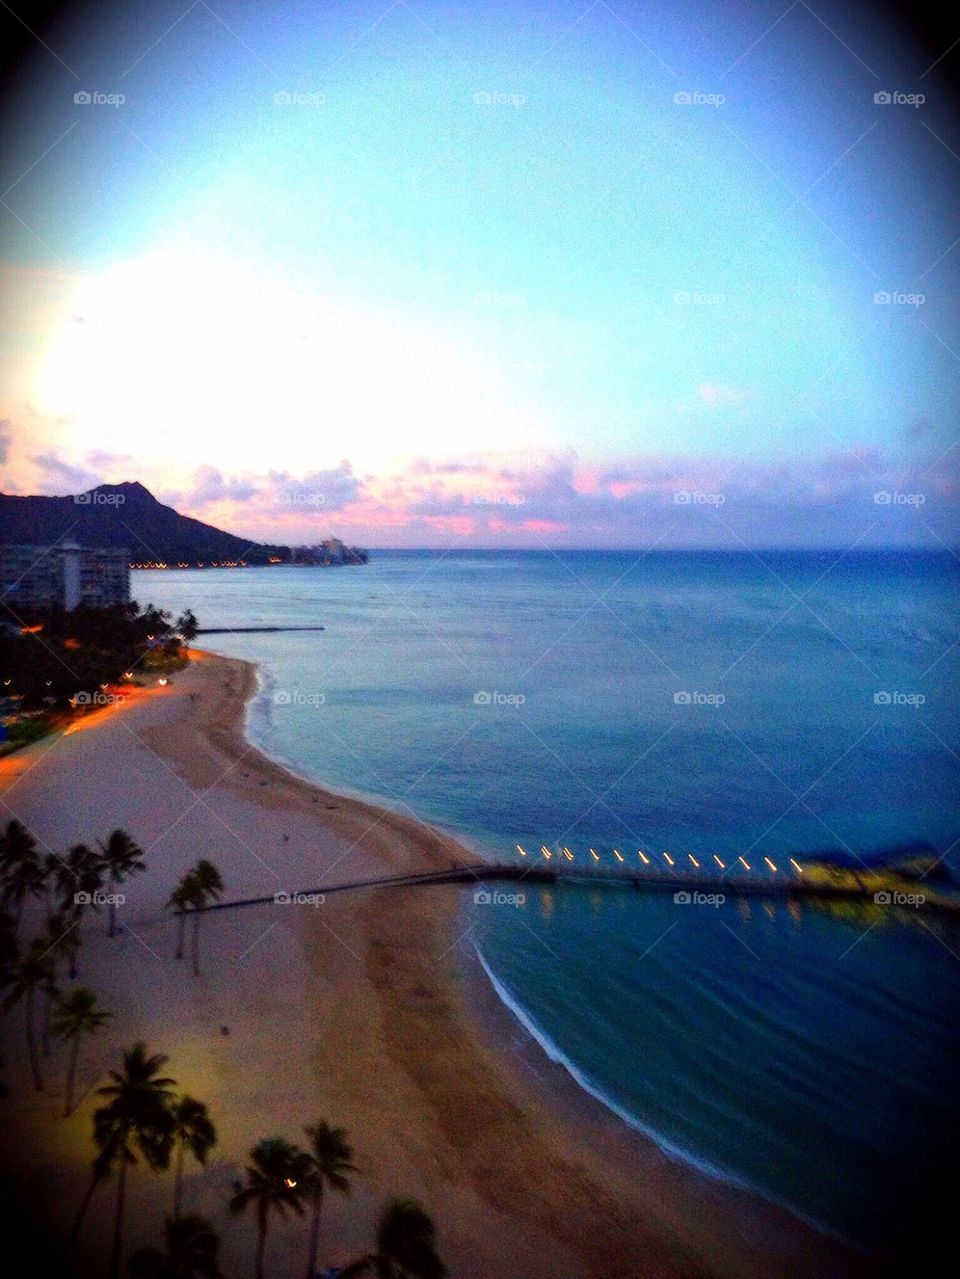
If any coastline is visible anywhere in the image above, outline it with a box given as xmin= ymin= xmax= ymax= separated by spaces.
xmin=0 ymin=650 xmax=872 ymax=1278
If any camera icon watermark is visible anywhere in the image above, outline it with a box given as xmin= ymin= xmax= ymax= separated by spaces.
xmin=673 ymin=90 xmax=725 ymax=107
xmin=273 ymin=690 xmax=325 ymax=707
xmin=74 ymin=90 xmax=125 ymax=107
xmin=274 ymin=890 xmax=326 ymax=907
xmin=674 ymin=890 xmax=724 ymax=907
xmin=74 ymin=491 xmax=125 ymax=506
xmin=474 ymin=888 xmax=526 ymax=907
xmin=674 ymin=490 xmax=725 ymax=506
xmin=873 ymin=690 xmax=925 ymax=707
xmin=473 ymin=690 xmax=526 ymax=706
xmin=273 ymin=90 xmax=325 ymax=106
xmin=873 ymin=490 xmax=925 ymax=506
xmin=873 ymin=890 xmax=925 ymax=907
xmin=473 ymin=90 xmax=525 ymax=107
xmin=873 ymin=290 xmax=925 ymax=307
xmin=75 ymin=890 xmax=125 ymax=906
xmin=873 ymin=90 xmax=924 ymax=107
xmin=674 ymin=691 xmax=725 ymax=706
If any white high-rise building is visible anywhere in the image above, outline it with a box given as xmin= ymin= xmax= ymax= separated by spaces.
xmin=0 ymin=540 xmax=130 ymax=611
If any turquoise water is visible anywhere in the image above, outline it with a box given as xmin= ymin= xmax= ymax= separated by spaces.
xmin=136 ymin=550 xmax=960 ymax=1248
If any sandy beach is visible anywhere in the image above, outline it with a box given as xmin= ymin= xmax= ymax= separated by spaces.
xmin=0 ymin=651 xmax=873 ymax=1279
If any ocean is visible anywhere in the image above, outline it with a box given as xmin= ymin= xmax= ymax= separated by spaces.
xmin=136 ymin=548 xmax=960 ymax=1248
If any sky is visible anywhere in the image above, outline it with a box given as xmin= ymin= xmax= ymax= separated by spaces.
xmin=0 ymin=0 xmax=958 ymax=548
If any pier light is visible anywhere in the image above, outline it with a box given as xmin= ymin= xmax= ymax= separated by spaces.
xmin=540 ymin=846 xmax=552 ymax=860
xmin=764 ymin=857 xmax=778 ymax=872
xmin=158 ymin=677 xmax=169 ymax=686
xmin=613 ymin=849 xmax=624 ymax=862
xmin=688 ymin=854 xmax=700 ymax=868
xmin=738 ymin=856 xmax=751 ymax=870
xmin=638 ymin=850 xmax=650 ymax=865
xmin=663 ymin=852 xmax=675 ymax=867
xmin=563 ymin=848 xmax=574 ymax=861
xmin=516 ymin=844 xmax=527 ymax=856
xmin=284 ymin=1178 xmax=297 ymax=1189
xmin=589 ymin=848 xmax=600 ymax=861
xmin=713 ymin=854 xmax=726 ymax=869
xmin=789 ymin=858 xmax=803 ymax=874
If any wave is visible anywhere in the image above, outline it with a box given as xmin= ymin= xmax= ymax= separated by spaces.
xmin=471 ymin=941 xmax=858 ymax=1248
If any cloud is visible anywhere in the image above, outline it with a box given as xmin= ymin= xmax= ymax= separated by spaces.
xmin=266 ymin=462 xmax=362 ymax=511
xmin=29 ymin=453 xmax=103 ymax=494
xmin=0 ymin=420 xmax=10 ymax=465
xmin=170 ymin=465 xmax=262 ymax=509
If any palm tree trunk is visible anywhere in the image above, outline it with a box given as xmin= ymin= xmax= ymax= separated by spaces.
xmin=176 ymin=911 xmax=185 ymax=960
xmin=108 ymin=1156 xmax=127 ymax=1279
xmin=25 ymin=986 xmax=43 ymax=1090
xmin=65 ymin=1033 xmax=81 ymax=1116
xmin=67 ymin=1170 xmax=101 ymax=1249
xmin=255 ymin=1203 xmax=269 ymax=1279
xmin=41 ymin=987 xmax=53 ymax=1056
xmin=69 ymin=944 xmax=79 ymax=979
xmin=173 ymin=1139 xmax=184 ymax=1218
xmin=191 ymin=914 xmax=200 ymax=977
xmin=108 ymin=890 xmax=116 ymax=937
xmin=305 ymin=1203 xmax=322 ymax=1279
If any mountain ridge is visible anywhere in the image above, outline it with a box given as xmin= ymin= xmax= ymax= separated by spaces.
xmin=0 ymin=482 xmax=367 ymax=566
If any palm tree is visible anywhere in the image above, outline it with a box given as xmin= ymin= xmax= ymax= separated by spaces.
xmin=50 ymin=845 xmax=105 ymax=975
xmin=301 ymin=1121 xmax=356 ymax=1279
xmin=52 ymin=986 xmax=112 ymax=1116
xmin=39 ymin=962 xmax=60 ymax=1057
xmin=51 ymin=842 xmax=105 ymax=910
xmin=47 ymin=907 xmax=83 ymax=981
xmin=2 ymin=937 xmax=56 ymax=1089
xmin=97 ymin=830 xmax=147 ymax=937
xmin=0 ymin=820 xmax=47 ymax=927
xmin=91 ymin=1042 xmax=178 ymax=1279
xmin=126 ymin=1214 xmax=223 ymax=1279
xmin=343 ymin=1198 xmax=446 ymax=1279
xmin=171 ymin=1096 xmax=217 ymax=1218
xmin=229 ymin=1136 xmax=311 ymax=1279
xmin=186 ymin=861 xmax=224 ymax=976
xmin=166 ymin=876 xmax=195 ymax=962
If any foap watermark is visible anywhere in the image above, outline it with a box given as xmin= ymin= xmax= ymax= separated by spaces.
xmin=277 ymin=490 xmax=326 ymax=507
xmin=873 ymin=90 xmax=924 ymax=108
xmin=674 ymin=890 xmax=725 ymax=907
xmin=274 ymin=90 xmax=325 ymax=106
xmin=874 ymin=490 xmax=925 ymax=506
xmin=874 ymin=890 xmax=925 ymax=907
xmin=274 ymin=890 xmax=326 ymax=907
xmin=673 ymin=90 xmax=725 ymax=107
xmin=273 ymin=690 xmax=326 ymax=708
xmin=75 ymin=490 xmax=125 ymax=506
xmin=674 ymin=489 xmax=725 ymax=506
xmin=674 ymin=691 xmax=725 ymax=706
xmin=473 ymin=90 xmax=525 ymax=107
xmin=472 ymin=492 xmax=524 ymax=507
xmin=72 ymin=690 xmax=126 ymax=707
xmin=674 ymin=290 xmax=725 ymax=306
xmin=474 ymin=888 xmax=526 ymax=908
xmin=873 ymin=290 xmax=925 ymax=307
xmin=874 ymin=691 xmax=925 ymax=707
xmin=74 ymin=90 xmax=125 ymax=107
xmin=474 ymin=690 xmax=526 ymax=706
xmin=75 ymin=890 xmax=125 ymax=907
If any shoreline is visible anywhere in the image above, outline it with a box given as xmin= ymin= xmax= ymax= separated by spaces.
xmin=0 ymin=650 xmax=873 ymax=1278
xmin=218 ymin=649 xmax=871 ymax=1277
